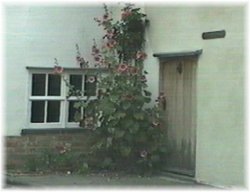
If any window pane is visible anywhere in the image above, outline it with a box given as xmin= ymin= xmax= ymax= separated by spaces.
xmin=47 ymin=101 xmax=60 ymax=122
xmin=68 ymin=101 xmax=81 ymax=122
xmin=48 ymin=74 xmax=61 ymax=96
xmin=85 ymin=75 xmax=97 ymax=96
xmin=70 ymin=75 xmax=82 ymax=93
xmin=32 ymin=74 xmax=46 ymax=96
xmin=31 ymin=101 xmax=45 ymax=123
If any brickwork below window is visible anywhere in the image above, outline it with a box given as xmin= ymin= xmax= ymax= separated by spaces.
xmin=5 ymin=131 xmax=93 ymax=171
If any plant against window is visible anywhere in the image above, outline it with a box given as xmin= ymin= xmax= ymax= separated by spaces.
xmin=54 ymin=4 xmax=167 ymax=175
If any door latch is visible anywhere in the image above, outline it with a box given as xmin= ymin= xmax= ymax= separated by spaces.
xmin=177 ymin=62 xmax=183 ymax=74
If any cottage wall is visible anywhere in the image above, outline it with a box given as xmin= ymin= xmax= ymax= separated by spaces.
xmin=143 ymin=5 xmax=245 ymax=188
xmin=5 ymin=6 xmax=105 ymax=136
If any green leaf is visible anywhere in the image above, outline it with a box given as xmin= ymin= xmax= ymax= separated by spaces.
xmin=134 ymin=112 xmax=144 ymax=120
xmin=106 ymin=137 xmax=113 ymax=148
xmin=129 ymin=126 xmax=139 ymax=134
xmin=73 ymin=102 xmax=81 ymax=109
xmin=99 ymin=99 xmax=114 ymax=115
xmin=144 ymin=90 xmax=152 ymax=97
xmin=151 ymin=155 xmax=160 ymax=162
xmin=122 ymin=102 xmax=131 ymax=110
xmin=159 ymin=146 xmax=167 ymax=153
xmin=144 ymin=97 xmax=151 ymax=103
xmin=124 ymin=119 xmax=134 ymax=129
xmin=136 ymin=133 xmax=147 ymax=143
xmin=114 ymin=112 xmax=126 ymax=119
xmin=129 ymin=122 xmax=139 ymax=134
xmin=108 ymin=127 xmax=115 ymax=134
xmin=120 ymin=146 xmax=131 ymax=157
xmin=102 ymin=157 xmax=112 ymax=168
xmin=110 ymin=95 xmax=119 ymax=103
xmin=115 ymin=130 xmax=125 ymax=138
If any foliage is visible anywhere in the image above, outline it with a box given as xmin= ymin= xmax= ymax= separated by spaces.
xmin=25 ymin=143 xmax=90 ymax=174
xmin=54 ymin=4 xmax=168 ymax=175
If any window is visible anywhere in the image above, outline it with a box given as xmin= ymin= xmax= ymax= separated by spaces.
xmin=27 ymin=68 xmax=98 ymax=128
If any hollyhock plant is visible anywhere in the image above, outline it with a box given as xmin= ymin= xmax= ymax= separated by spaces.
xmin=60 ymin=4 xmax=167 ymax=175
xmin=76 ymin=44 xmax=89 ymax=68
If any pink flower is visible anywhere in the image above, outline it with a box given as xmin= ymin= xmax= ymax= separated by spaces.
xmin=140 ymin=150 xmax=148 ymax=158
xmin=106 ymin=39 xmax=117 ymax=49
xmin=129 ymin=66 xmax=138 ymax=75
xmin=117 ymin=64 xmax=128 ymax=73
xmin=53 ymin=66 xmax=64 ymax=74
xmin=121 ymin=10 xmax=132 ymax=20
xmin=94 ymin=56 xmax=100 ymax=62
xmin=136 ymin=51 xmax=147 ymax=60
xmin=87 ymin=76 xmax=96 ymax=83
xmin=92 ymin=45 xmax=100 ymax=55
xmin=106 ymin=31 xmax=114 ymax=39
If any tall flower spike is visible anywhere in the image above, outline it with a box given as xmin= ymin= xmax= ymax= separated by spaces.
xmin=54 ymin=58 xmax=59 ymax=66
xmin=76 ymin=44 xmax=81 ymax=56
xmin=75 ymin=44 xmax=89 ymax=68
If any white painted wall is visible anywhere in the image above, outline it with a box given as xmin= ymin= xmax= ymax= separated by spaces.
xmin=144 ymin=5 xmax=245 ymax=188
xmin=5 ymin=6 xmax=105 ymax=135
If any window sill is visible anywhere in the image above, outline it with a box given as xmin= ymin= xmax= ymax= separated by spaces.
xmin=21 ymin=128 xmax=92 ymax=135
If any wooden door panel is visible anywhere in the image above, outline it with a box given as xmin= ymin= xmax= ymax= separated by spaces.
xmin=161 ymin=57 xmax=197 ymax=176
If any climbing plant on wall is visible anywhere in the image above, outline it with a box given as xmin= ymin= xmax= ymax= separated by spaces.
xmin=55 ymin=4 xmax=167 ymax=175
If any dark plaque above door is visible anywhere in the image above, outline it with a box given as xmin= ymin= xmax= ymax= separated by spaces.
xmin=202 ymin=30 xmax=226 ymax=40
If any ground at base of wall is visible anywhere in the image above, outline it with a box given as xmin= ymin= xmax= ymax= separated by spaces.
xmin=4 ymin=172 xmax=215 ymax=188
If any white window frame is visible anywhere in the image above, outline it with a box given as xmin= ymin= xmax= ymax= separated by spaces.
xmin=27 ymin=68 xmax=98 ymax=129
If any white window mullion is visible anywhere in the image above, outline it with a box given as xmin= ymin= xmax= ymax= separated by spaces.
xmin=44 ymin=101 xmax=48 ymax=123
xmin=29 ymin=96 xmax=65 ymax=101
xmin=45 ymin=73 xmax=48 ymax=96
xmin=44 ymin=73 xmax=48 ymax=123
xmin=62 ymin=73 xmax=68 ymax=128
xmin=82 ymin=74 xmax=85 ymax=117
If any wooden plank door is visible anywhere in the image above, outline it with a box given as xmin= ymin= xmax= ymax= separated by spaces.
xmin=160 ymin=56 xmax=197 ymax=177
